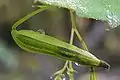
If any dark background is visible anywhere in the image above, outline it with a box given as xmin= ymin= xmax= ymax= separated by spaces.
xmin=0 ymin=0 xmax=120 ymax=80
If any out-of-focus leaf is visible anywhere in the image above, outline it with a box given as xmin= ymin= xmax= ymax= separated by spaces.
xmin=0 ymin=40 xmax=18 ymax=71
xmin=34 ymin=0 xmax=120 ymax=29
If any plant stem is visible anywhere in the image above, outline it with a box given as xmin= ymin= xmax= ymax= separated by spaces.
xmin=67 ymin=27 xmax=75 ymax=80
xmin=12 ymin=6 xmax=49 ymax=30
xmin=74 ymin=29 xmax=88 ymax=51
xmin=53 ymin=61 xmax=68 ymax=76
xmin=70 ymin=10 xmax=96 ymax=80
xmin=90 ymin=67 xmax=96 ymax=80
xmin=54 ymin=9 xmax=96 ymax=80
xmin=53 ymin=21 xmax=75 ymax=80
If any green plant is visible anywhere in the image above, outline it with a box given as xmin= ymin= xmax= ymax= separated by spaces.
xmin=35 ymin=0 xmax=120 ymax=29
xmin=11 ymin=0 xmax=120 ymax=80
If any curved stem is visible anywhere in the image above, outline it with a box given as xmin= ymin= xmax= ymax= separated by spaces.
xmin=53 ymin=61 xmax=69 ymax=76
xmin=70 ymin=10 xmax=96 ymax=80
xmin=70 ymin=10 xmax=88 ymax=51
xmin=74 ymin=29 xmax=88 ymax=51
xmin=12 ymin=5 xmax=50 ymax=30
xmin=53 ymin=22 xmax=75 ymax=80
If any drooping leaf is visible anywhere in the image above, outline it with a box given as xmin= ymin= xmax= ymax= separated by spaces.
xmin=34 ymin=0 xmax=120 ymax=29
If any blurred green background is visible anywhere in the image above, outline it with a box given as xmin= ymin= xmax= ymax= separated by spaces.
xmin=0 ymin=0 xmax=120 ymax=80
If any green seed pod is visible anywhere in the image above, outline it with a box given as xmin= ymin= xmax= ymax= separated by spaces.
xmin=11 ymin=6 xmax=110 ymax=69
xmin=11 ymin=29 xmax=110 ymax=69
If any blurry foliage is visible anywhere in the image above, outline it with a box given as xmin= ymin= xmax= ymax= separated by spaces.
xmin=0 ymin=40 xmax=18 ymax=72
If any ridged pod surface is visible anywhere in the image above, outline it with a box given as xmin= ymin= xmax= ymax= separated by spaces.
xmin=11 ymin=7 xmax=110 ymax=69
xmin=12 ymin=29 xmax=109 ymax=68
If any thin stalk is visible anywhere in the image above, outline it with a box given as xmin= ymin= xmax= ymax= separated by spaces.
xmin=53 ymin=61 xmax=68 ymax=76
xmin=70 ymin=10 xmax=88 ymax=51
xmin=53 ymin=25 xmax=75 ymax=80
xmin=74 ymin=29 xmax=88 ymax=51
xmin=67 ymin=28 xmax=75 ymax=80
xmin=90 ymin=67 xmax=96 ymax=80
xmin=53 ymin=27 xmax=75 ymax=80
xmin=12 ymin=6 xmax=49 ymax=30
xmin=70 ymin=10 xmax=96 ymax=80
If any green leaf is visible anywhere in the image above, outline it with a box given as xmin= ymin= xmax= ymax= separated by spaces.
xmin=34 ymin=0 xmax=120 ymax=29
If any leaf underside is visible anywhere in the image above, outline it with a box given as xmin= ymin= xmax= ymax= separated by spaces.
xmin=34 ymin=0 xmax=120 ymax=29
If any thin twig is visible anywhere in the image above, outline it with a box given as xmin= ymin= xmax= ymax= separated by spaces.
xmin=70 ymin=10 xmax=96 ymax=80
